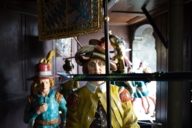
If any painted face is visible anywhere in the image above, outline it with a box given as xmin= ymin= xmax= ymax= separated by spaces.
xmin=38 ymin=78 xmax=51 ymax=96
xmin=87 ymin=58 xmax=106 ymax=74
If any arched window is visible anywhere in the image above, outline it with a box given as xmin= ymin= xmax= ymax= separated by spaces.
xmin=132 ymin=24 xmax=157 ymax=121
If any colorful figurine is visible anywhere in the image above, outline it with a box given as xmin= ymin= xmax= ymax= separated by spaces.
xmin=66 ymin=43 xmax=140 ymax=128
xmin=130 ymin=61 xmax=156 ymax=116
xmin=24 ymin=51 xmax=67 ymax=128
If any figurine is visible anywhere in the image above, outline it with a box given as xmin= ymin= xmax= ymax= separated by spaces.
xmin=130 ymin=61 xmax=156 ymax=115
xmin=24 ymin=50 xmax=67 ymax=128
xmin=63 ymin=59 xmax=74 ymax=73
xmin=66 ymin=43 xmax=140 ymax=128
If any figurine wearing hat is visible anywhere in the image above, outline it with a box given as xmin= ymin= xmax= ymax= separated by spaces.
xmin=66 ymin=41 xmax=140 ymax=128
xmin=24 ymin=50 xmax=67 ymax=128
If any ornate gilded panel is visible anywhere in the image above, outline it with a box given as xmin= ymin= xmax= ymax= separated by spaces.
xmin=38 ymin=0 xmax=102 ymax=40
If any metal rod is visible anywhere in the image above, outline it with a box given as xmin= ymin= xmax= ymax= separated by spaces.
xmin=73 ymin=37 xmax=82 ymax=48
xmin=138 ymin=121 xmax=162 ymax=126
xmin=111 ymin=10 xmax=144 ymax=14
xmin=72 ymin=72 xmax=192 ymax=81
xmin=141 ymin=4 xmax=168 ymax=48
xmin=103 ymin=0 xmax=111 ymax=127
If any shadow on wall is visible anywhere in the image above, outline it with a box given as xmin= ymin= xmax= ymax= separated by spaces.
xmin=18 ymin=35 xmax=47 ymax=89
xmin=0 ymin=35 xmax=52 ymax=128
xmin=0 ymin=68 xmax=9 ymax=102
xmin=18 ymin=35 xmax=45 ymax=61
xmin=0 ymin=99 xmax=28 ymax=128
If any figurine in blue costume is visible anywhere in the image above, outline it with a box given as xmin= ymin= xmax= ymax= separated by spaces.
xmin=24 ymin=51 xmax=67 ymax=128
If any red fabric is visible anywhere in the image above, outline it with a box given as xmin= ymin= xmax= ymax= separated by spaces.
xmin=38 ymin=63 xmax=51 ymax=71
xmin=119 ymin=89 xmax=132 ymax=102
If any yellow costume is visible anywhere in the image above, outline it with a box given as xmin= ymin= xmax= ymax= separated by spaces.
xmin=66 ymin=82 xmax=140 ymax=128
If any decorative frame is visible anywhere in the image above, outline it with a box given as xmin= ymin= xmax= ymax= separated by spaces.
xmin=38 ymin=0 xmax=102 ymax=40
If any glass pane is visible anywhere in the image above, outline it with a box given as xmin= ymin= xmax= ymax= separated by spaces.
xmin=132 ymin=24 xmax=156 ymax=120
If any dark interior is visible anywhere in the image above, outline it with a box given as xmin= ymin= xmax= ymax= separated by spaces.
xmin=0 ymin=0 xmax=191 ymax=128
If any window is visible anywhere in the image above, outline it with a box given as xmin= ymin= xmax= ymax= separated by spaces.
xmin=132 ymin=24 xmax=157 ymax=121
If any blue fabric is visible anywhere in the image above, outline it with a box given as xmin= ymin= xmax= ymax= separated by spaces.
xmin=24 ymin=89 xmax=67 ymax=128
xmin=131 ymin=81 xmax=149 ymax=98
xmin=112 ymin=81 xmax=149 ymax=98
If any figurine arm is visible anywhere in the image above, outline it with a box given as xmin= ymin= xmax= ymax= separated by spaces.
xmin=65 ymin=93 xmax=80 ymax=128
xmin=122 ymin=101 xmax=140 ymax=128
xmin=55 ymin=91 xmax=68 ymax=127
xmin=59 ymin=96 xmax=68 ymax=125
xmin=118 ymin=88 xmax=140 ymax=128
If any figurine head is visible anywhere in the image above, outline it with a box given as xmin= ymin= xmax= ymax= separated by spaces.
xmin=75 ymin=43 xmax=117 ymax=74
xmin=30 ymin=63 xmax=55 ymax=95
xmin=37 ymin=78 xmax=52 ymax=96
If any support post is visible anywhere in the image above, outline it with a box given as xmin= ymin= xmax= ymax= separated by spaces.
xmin=103 ymin=0 xmax=111 ymax=128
